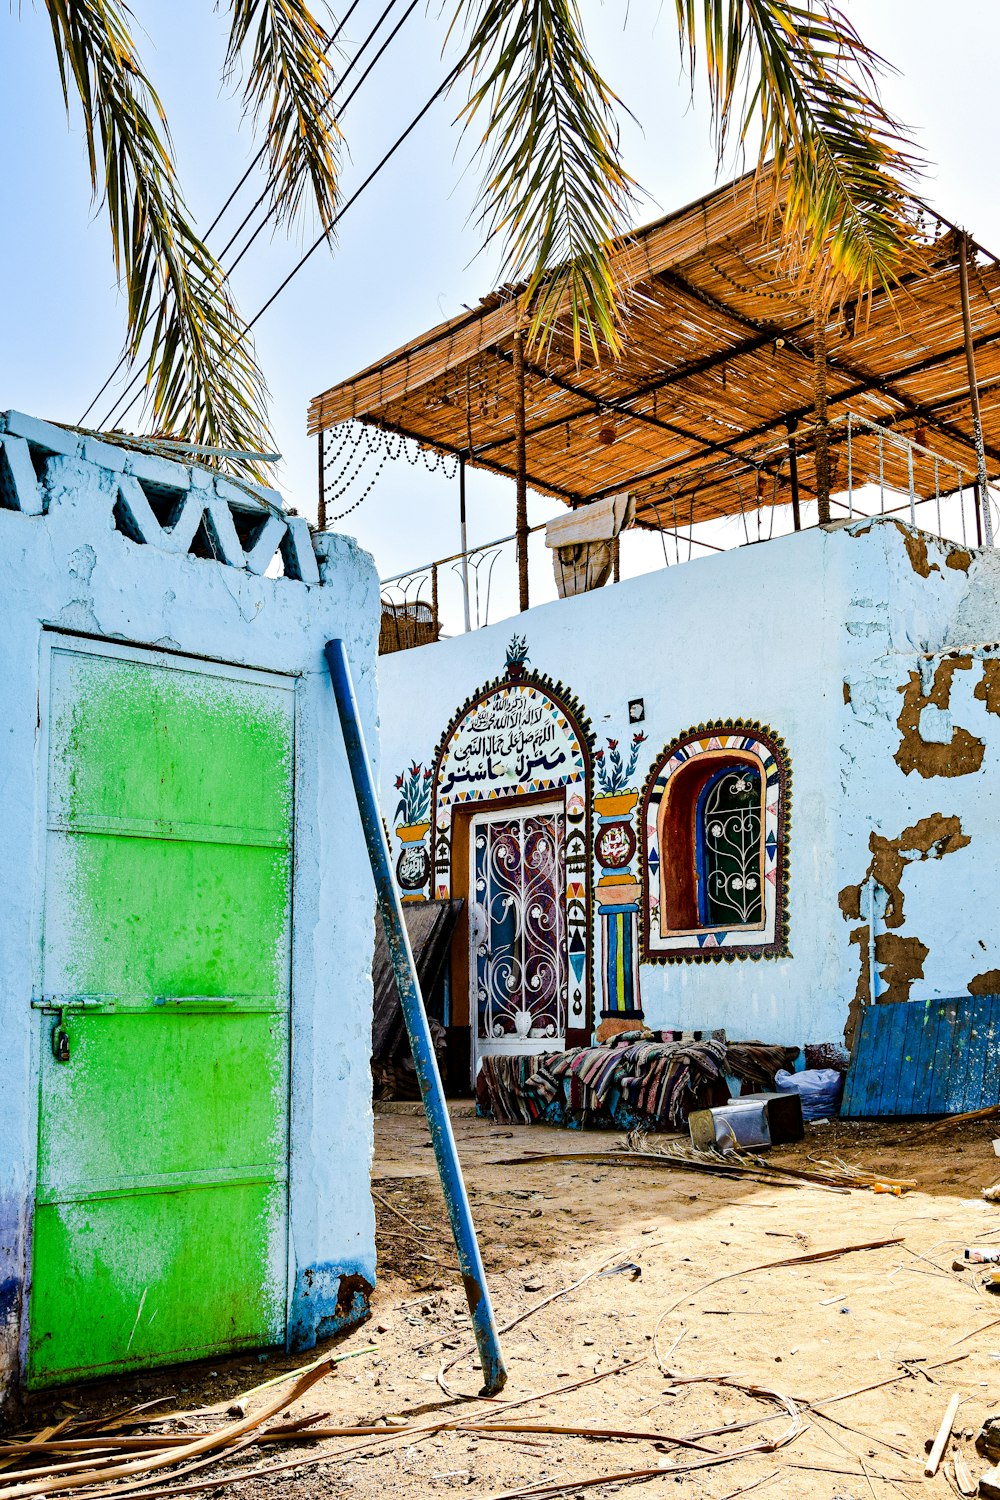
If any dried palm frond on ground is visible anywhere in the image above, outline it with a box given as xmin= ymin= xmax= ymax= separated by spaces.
xmin=490 ymin=1132 xmax=917 ymax=1193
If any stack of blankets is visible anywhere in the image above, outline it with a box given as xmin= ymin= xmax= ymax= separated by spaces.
xmin=475 ymin=1033 xmax=802 ymax=1130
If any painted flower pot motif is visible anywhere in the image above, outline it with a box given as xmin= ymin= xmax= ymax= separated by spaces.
xmin=396 ymin=820 xmax=431 ymax=844
xmin=594 ymin=791 xmax=638 ymax=818
xmin=395 ymin=821 xmax=431 ymax=899
xmin=513 ymin=1008 xmax=534 ymax=1038
xmin=504 ymin=633 xmax=530 ymax=680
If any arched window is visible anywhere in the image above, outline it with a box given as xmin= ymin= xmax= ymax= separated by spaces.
xmin=641 ymin=724 xmax=790 ymax=962
xmin=697 ymin=764 xmax=763 ymax=928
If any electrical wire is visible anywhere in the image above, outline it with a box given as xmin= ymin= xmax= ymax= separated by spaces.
xmin=216 ymin=0 xmax=409 ymax=271
xmin=101 ymin=0 xmax=421 ymax=433
xmin=79 ymin=0 xmax=374 ymax=427
xmin=109 ymin=62 xmax=459 ymax=436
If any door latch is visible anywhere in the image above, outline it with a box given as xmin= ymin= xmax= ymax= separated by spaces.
xmin=51 ymin=1020 xmax=70 ymax=1063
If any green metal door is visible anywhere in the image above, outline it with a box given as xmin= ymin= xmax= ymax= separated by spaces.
xmin=29 ymin=638 xmax=295 ymax=1386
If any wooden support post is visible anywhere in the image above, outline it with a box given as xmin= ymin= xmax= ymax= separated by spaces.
xmin=813 ymin=302 xmax=831 ymax=526
xmin=611 ymin=533 xmax=621 ymax=583
xmin=513 ymin=329 xmax=529 ymax=611
xmin=459 ymin=455 xmax=471 ymax=632
xmin=317 ymin=430 xmax=327 ymax=530
xmin=431 ymin=563 xmax=439 ymax=640
xmin=786 ymin=419 xmax=801 ymax=531
xmin=958 ymin=232 xmax=994 ymax=545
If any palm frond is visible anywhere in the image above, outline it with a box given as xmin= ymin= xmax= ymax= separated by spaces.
xmin=452 ymin=0 xmax=638 ymax=363
xmin=44 ymin=0 xmax=272 ymax=471
xmin=225 ymin=0 xmax=342 ymax=236
xmin=674 ymin=0 xmax=922 ymax=300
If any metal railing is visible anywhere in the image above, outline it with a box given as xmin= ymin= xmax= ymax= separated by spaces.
xmin=840 ymin=413 xmax=991 ymax=545
xmin=377 ymin=414 xmax=995 ymax=652
xmin=379 ymin=523 xmax=546 ymax=653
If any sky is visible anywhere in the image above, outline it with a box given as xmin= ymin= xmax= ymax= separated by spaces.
xmin=2 ymin=1 xmax=999 ymax=630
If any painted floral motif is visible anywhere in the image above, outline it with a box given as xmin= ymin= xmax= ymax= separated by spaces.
xmin=394 ymin=761 xmax=432 ymax=825
xmin=594 ymin=732 xmax=646 ymax=795
xmin=505 ymin=634 xmax=530 ymax=676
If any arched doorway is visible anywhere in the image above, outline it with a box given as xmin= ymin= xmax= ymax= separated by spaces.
xmin=431 ymin=641 xmax=593 ymax=1080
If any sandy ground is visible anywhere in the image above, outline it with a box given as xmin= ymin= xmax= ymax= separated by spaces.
xmin=14 ymin=1106 xmax=1000 ymax=1500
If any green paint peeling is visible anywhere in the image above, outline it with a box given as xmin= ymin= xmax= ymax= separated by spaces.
xmin=30 ymin=646 xmax=294 ymax=1386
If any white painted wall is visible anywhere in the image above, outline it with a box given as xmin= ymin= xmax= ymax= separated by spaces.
xmin=0 ymin=413 xmax=380 ymax=1411
xmin=377 ymin=517 xmax=1000 ymax=1057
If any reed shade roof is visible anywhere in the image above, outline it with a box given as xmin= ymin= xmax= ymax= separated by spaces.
xmin=308 ymin=168 xmax=1000 ymax=528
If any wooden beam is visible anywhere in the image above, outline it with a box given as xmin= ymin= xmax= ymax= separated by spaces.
xmin=513 ymin=329 xmax=529 ymax=611
xmin=317 ymin=430 xmax=326 ymax=530
xmin=478 ymin=286 xmax=1000 ymax=499
xmin=591 ymin=328 xmax=1000 ymax=500
xmin=959 ymin=231 xmax=994 ymax=544
xmin=473 ymin=325 xmax=778 ymax=455
xmin=660 ymin=264 xmax=996 ymax=470
xmin=787 ymin=420 xmax=801 ymax=530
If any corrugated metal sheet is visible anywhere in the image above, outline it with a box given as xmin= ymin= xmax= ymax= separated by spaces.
xmin=372 ymin=899 xmax=464 ymax=1063
xmin=841 ymin=996 xmax=1000 ymax=1118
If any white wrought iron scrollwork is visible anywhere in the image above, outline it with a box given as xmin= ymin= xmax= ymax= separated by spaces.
xmin=472 ymin=811 xmax=566 ymax=1045
xmin=700 ymin=769 xmax=763 ymax=926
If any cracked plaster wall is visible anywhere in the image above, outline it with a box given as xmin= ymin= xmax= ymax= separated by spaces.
xmin=379 ymin=517 xmax=1000 ymax=1064
xmin=838 ymin=520 xmax=1000 ymax=1042
xmin=0 ymin=416 xmax=381 ymax=1414
xmin=381 ymin=524 xmax=843 ymax=1046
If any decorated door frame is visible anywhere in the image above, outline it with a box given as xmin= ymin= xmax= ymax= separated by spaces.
xmin=430 ymin=641 xmax=594 ymax=1058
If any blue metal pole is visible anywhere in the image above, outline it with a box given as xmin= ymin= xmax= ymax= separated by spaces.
xmin=324 ymin=639 xmax=507 ymax=1396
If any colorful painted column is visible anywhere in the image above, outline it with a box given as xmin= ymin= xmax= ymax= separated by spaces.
xmin=593 ymin=733 xmax=646 ymax=1042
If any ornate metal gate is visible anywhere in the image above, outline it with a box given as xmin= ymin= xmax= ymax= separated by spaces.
xmin=469 ymin=803 xmax=566 ymax=1071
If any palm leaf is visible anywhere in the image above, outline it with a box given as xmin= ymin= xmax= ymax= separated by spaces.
xmin=43 ymin=0 xmax=272 ymax=470
xmin=452 ymin=0 xmax=637 ymax=362
xmin=674 ymin=0 xmax=922 ymax=301
xmin=224 ymin=0 xmax=342 ymax=236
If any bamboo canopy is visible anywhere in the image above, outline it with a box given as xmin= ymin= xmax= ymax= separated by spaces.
xmin=308 ymin=168 xmax=1000 ymax=528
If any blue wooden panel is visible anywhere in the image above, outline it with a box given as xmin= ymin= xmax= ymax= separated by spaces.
xmin=944 ymin=998 xmax=976 ymax=1114
xmin=880 ymin=1001 xmax=917 ymax=1115
xmin=842 ymin=995 xmax=1000 ymax=1118
xmin=892 ymin=1001 xmax=927 ymax=1115
xmin=980 ymin=998 xmax=1000 ymax=1113
xmin=962 ymin=997 xmax=993 ymax=1113
xmin=908 ymin=1002 xmax=941 ymax=1116
xmin=927 ymin=999 xmax=961 ymax=1115
xmin=862 ymin=1006 xmax=895 ymax=1115
xmin=840 ymin=1020 xmax=866 ymax=1117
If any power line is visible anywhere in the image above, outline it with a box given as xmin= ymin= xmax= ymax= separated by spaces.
xmin=101 ymin=0 xmax=421 ymax=433
xmin=246 ymin=68 xmax=458 ymax=333
xmin=219 ymin=0 xmax=418 ymax=274
xmin=205 ymin=0 xmax=365 ymax=242
xmin=112 ymin=66 xmax=459 ymax=438
xmin=79 ymin=0 xmax=372 ymax=427
xmin=105 ymin=1 xmax=431 ymax=434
